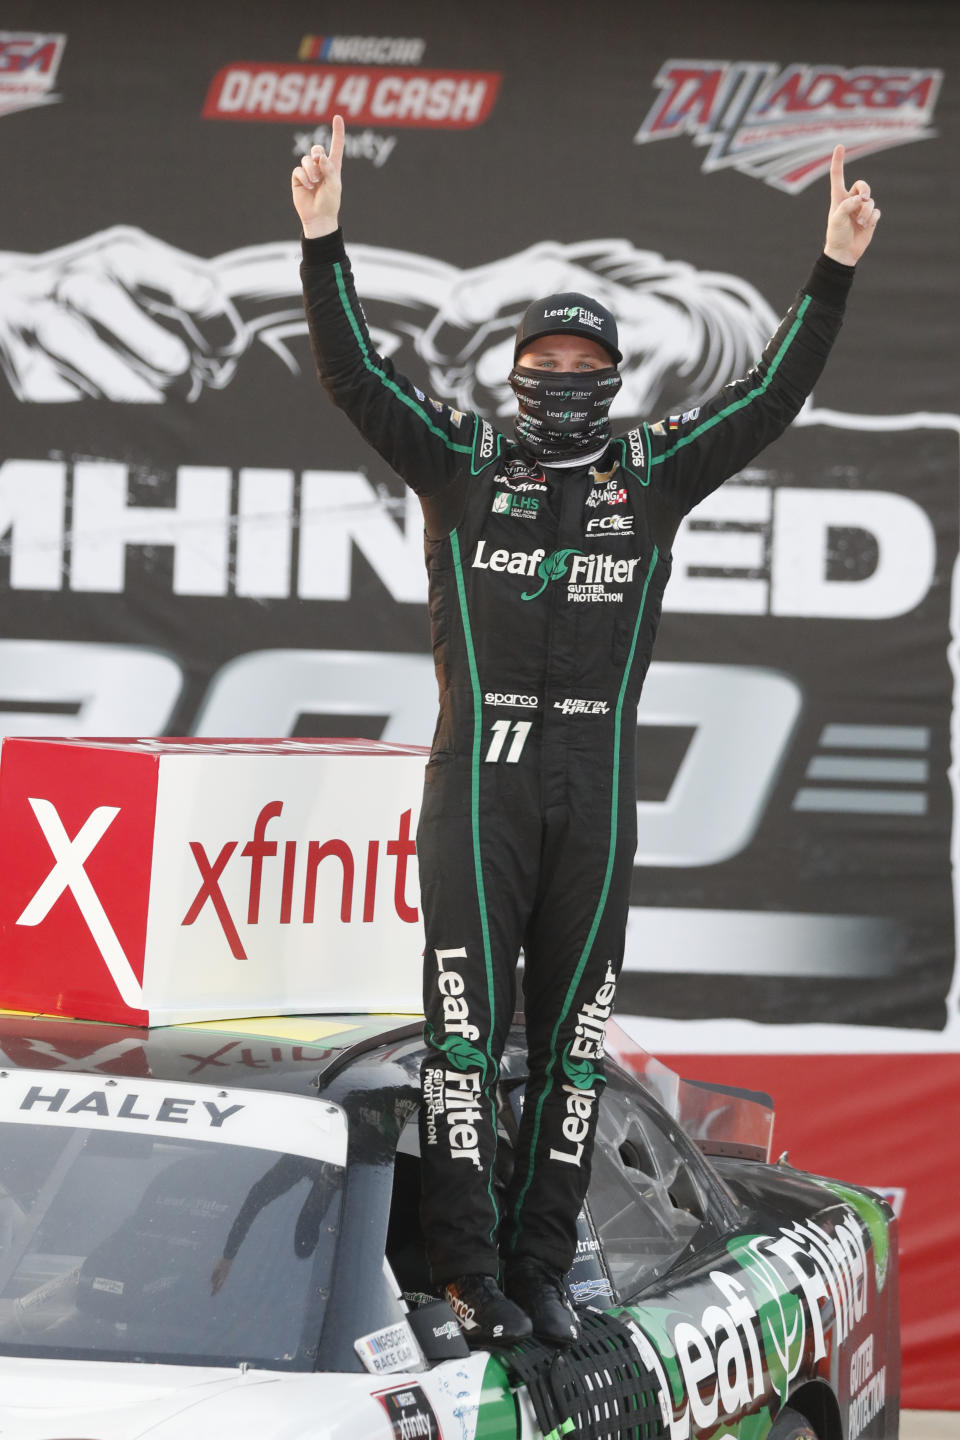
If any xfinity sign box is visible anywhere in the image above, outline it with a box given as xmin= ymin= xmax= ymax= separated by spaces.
xmin=0 ymin=738 xmax=427 ymax=1026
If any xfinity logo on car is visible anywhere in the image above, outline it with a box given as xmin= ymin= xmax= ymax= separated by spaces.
xmin=16 ymin=797 xmax=144 ymax=1008
xmin=183 ymin=800 xmax=419 ymax=960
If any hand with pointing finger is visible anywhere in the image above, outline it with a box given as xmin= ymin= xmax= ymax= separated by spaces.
xmin=824 ymin=144 xmax=881 ymax=267
xmin=292 ymin=113 xmax=346 ymax=239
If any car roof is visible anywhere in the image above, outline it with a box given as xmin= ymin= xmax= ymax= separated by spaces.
xmin=0 ymin=1009 xmax=432 ymax=1097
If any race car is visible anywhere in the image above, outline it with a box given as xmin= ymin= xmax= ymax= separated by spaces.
xmin=0 ymin=1007 xmax=899 ymax=1440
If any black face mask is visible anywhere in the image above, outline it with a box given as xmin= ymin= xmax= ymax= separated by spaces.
xmin=509 ymin=365 xmax=622 ymax=461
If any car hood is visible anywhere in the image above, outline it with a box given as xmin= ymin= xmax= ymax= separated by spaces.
xmin=0 ymin=1357 xmax=389 ymax=1439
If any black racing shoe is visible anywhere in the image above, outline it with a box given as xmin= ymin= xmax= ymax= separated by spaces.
xmin=443 ymin=1274 xmax=533 ymax=1347
xmin=504 ymin=1258 xmax=581 ymax=1347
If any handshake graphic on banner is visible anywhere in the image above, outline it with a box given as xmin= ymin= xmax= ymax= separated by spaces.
xmin=0 ymin=225 xmax=777 ymax=419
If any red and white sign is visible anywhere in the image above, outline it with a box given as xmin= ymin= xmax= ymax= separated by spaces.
xmin=203 ymin=63 xmax=500 ymax=127
xmin=0 ymin=31 xmax=66 ymax=120
xmin=634 ymin=60 xmax=942 ymax=192
xmin=0 ymin=737 xmax=427 ymax=1026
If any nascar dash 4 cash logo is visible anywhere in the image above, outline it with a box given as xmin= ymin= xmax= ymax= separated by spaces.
xmin=203 ymin=31 xmax=500 ymax=130
xmin=635 ymin=59 xmax=942 ymax=192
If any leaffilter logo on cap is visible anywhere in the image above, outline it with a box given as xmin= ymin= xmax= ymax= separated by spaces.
xmin=543 ymin=305 xmax=604 ymax=331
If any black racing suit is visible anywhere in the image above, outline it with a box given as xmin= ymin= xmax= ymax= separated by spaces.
xmin=302 ymin=230 xmax=852 ymax=1283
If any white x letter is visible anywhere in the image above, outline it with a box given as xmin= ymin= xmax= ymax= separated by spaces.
xmin=17 ymin=798 xmax=144 ymax=1008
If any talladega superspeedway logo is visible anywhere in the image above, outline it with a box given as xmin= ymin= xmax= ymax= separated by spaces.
xmin=0 ymin=32 xmax=66 ymax=120
xmin=634 ymin=60 xmax=942 ymax=193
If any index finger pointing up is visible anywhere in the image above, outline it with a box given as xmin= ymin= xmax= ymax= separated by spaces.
xmin=830 ymin=143 xmax=847 ymax=203
xmin=329 ymin=113 xmax=345 ymax=171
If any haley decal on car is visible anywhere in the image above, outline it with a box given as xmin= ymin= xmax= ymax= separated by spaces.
xmin=0 ymin=1068 xmax=348 ymax=1163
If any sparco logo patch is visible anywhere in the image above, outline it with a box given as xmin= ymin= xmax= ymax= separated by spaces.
xmin=485 ymin=692 xmax=538 ymax=708
xmin=634 ymin=60 xmax=942 ymax=192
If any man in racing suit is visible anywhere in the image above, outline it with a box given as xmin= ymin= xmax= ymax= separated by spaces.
xmin=292 ymin=118 xmax=880 ymax=1346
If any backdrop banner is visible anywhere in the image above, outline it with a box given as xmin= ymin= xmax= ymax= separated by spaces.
xmin=1 ymin=0 xmax=957 ymax=1405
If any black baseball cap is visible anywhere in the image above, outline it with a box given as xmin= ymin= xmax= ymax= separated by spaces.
xmin=514 ymin=291 xmax=621 ymax=365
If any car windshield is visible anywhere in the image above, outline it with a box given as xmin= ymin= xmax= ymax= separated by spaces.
xmin=0 ymin=1070 xmax=346 ymax=1370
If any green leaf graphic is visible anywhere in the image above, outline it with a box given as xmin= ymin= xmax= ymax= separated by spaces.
xmin=522 ymin=547 xmax=583 ymax=601
xmin=437 ymin=1032 xmax=489 ymax=1077
xmin=819 ymin=1181 xmax=891 ymax=1293
xmin=728 ymin=1235 xmax=804 ymax=1407
xmin=562 ymin=1044 xmax=603 ymax=1091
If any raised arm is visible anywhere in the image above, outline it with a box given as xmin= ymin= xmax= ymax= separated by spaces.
xmin=641 ymin=145 xmax=880 ymax=518
xmin=294 ymin=116 xmax=487 ymax=505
